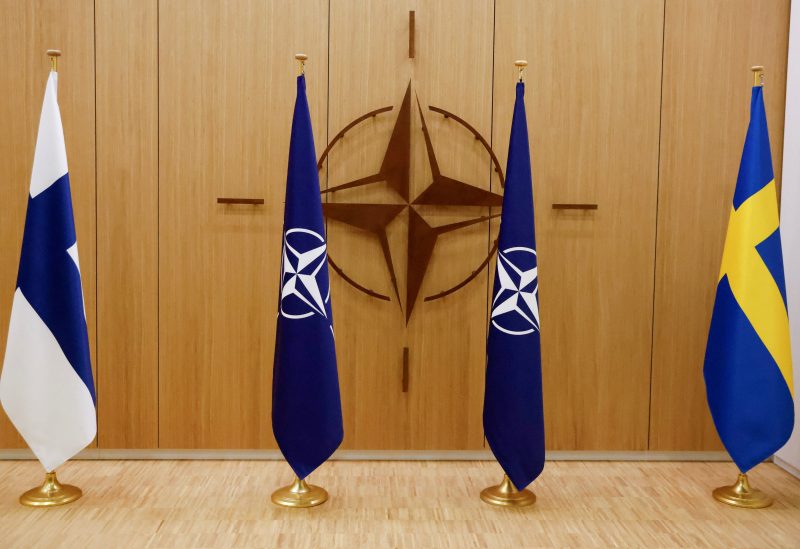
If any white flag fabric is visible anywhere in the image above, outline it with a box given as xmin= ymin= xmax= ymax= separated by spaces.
xmin=0 ymin=72 xmax=96 ymax=472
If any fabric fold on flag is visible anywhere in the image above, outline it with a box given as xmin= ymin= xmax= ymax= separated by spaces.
xmin=0 ymin=72 xmax=96 ymax=473
xmin=272 ymin=74 xmax=343 ymax=480
xmin=484 ymin=82 xmax=545 ymax=490
xmin=704 ymin=85 xmax=794 ymax=473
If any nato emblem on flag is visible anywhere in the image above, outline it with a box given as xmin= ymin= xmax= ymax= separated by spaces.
xmin=484 ymin=81 xmax=545 ymax=491
xmin=272 ymin=74 xmax=343 ymax=480
xmin=0 ymin=71 xmax=96 ymax=473
xmin=704 ymin=84 xmax=794 ymax=473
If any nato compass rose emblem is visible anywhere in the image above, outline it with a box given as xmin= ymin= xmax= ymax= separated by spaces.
xmin=491 ymin=247 xmax=539 ymax=336
xmin=318 ymin=82 xmax=506 ymax=323
xmin=279 ymin=228 xmax=332 ymax=322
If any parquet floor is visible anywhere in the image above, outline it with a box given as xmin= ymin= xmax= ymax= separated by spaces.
xmin=0 ymin=460 xmax=799 ymax=548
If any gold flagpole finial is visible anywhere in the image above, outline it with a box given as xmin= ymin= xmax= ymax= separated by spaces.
xmin=295 ymin=53 xmax=308 ymax=76
xmin=751 ymin=65 xmax=765 ymax=87
xmin=515 ymin=60 xmax=528 ymax=82
xmin=47 ymin=49 xmax=61 ymax=72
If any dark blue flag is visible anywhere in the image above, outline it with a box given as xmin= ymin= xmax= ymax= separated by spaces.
xmin=484 ymin=81 xmax=545 ymax=490
xmin=272 ymin=75 xmax=343 ymax=480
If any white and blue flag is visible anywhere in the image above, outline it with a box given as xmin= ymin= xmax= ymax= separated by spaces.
xmin=0 ymin=71 xmax=96 ymax=472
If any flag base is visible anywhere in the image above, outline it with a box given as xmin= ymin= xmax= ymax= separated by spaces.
xmin=480 ymin=474 xmax=536 ymax=507
xmin=712 ymin=473 xmax=772 ymax=509
xmin=19 ymin=471 xmax=82 ymax=507
xmin=271 ymin=476 xmax=328 ymax=508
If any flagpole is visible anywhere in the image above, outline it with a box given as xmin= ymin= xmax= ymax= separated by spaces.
xmin=18 ymin=49 xmax=84 ymax=509
xmin=709 ymin=65 xmax=772 ymax=510
xmin=480 ymin=59 xmax=537 ymax=509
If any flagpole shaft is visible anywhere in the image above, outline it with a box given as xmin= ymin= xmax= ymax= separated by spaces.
xmin=751 ymin=65 xmax=764 ymax=87
xmin=47 ymin=49 xmax=61 ymax=72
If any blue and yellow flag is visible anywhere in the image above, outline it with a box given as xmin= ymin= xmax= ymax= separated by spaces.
xmin=704 ymin=84 xmax=794 ymax=473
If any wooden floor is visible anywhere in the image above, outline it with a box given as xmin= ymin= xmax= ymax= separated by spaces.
xmin=0 ymin=460 xmax=799 ymax=548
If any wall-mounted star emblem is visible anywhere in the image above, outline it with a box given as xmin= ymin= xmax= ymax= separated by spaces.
xmin=319 ymin=83 xmax=505 ymax=323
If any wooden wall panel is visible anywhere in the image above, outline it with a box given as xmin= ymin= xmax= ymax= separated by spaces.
xmin=95 ymin=0 xmax=159 ymax=448
xmin=649 ymin=0 xmax=791 ymax=451
xmin=327 ymin=0 xmax=413 ymax=449
xmin=327 ymin=0 xmax=494 ymax=449
xmin=0 ymin=0 xmax=96 ymax=448
xmin=158 ymin=0 xmax=328 ymax=448
xmin=493 ymin=0 xmax=664 ymax=450
xmin=0 ymin=0 xmax=792 ymax=453
xmin=407 ymin=0 xmax=495 ymax=449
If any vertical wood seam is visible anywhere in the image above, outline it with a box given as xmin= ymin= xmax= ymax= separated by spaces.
xmin=156 ymin=0 xmax=161 ymax=449
xmin=93 ymin=0 xmax=100 ymax=447
xmin=647 ymin=0 xmax=669 ymax=451
xmin=483 ymin=0 xmax=498 ymax=450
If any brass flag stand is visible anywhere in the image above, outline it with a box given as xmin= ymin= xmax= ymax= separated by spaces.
xmin=20 ymin=471 xmax=82 ymax=508
xmin=271 ymin=476 xmax=329 ymax=508
xmin=479 ymin=60 xmax=537 ymax=510
xmin=712 ymin=473 xmax=772 ymax=509
xmin=480 ymin=474 xmax=536 ymax=508
xmin=710 ymin=66 xmax=773 ymax=512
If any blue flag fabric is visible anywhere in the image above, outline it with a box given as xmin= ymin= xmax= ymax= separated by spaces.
xmin=484 ymin=82 xmax=545 ymax=490
xmin=272 ymin=75 xmax=343 ymax=480
xmin=704 ymin=86 xmax=794 ymax=473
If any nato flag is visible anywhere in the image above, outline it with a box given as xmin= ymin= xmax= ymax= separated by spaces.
xmin=272 ymin=74 xmax=343 ymax=480
xmin=484 ymin=81 xmax=545 ymax=490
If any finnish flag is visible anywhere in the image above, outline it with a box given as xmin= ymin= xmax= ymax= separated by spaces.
xmin=0 ymin=71 xmax=96 ymax=472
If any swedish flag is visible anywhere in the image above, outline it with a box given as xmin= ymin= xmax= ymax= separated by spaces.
xmin=704 ymin=83 xmax=794 ymax=473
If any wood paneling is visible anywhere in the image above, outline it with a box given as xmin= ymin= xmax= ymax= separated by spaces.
xmin=0 ymin=0 xmax=96 ymax=448
xmin=493 ymin=0 xmax=664 ymax=450
xmin=649 ymin=0 xmax=791 ymax=451
xmin=0 ymin=0 xmax=793 ymax=453
xmin=158 ymin=0 xmax=328 ymax=448
xmin=407 ymin=0 xmax=495 ymax=449
xmin=327 ymin=0 xmax=413 ymax=449
xmin=95 ymin=0 xmax=159 ymax=449
xmin=327 ymin=0 xmax=494 ymax=449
